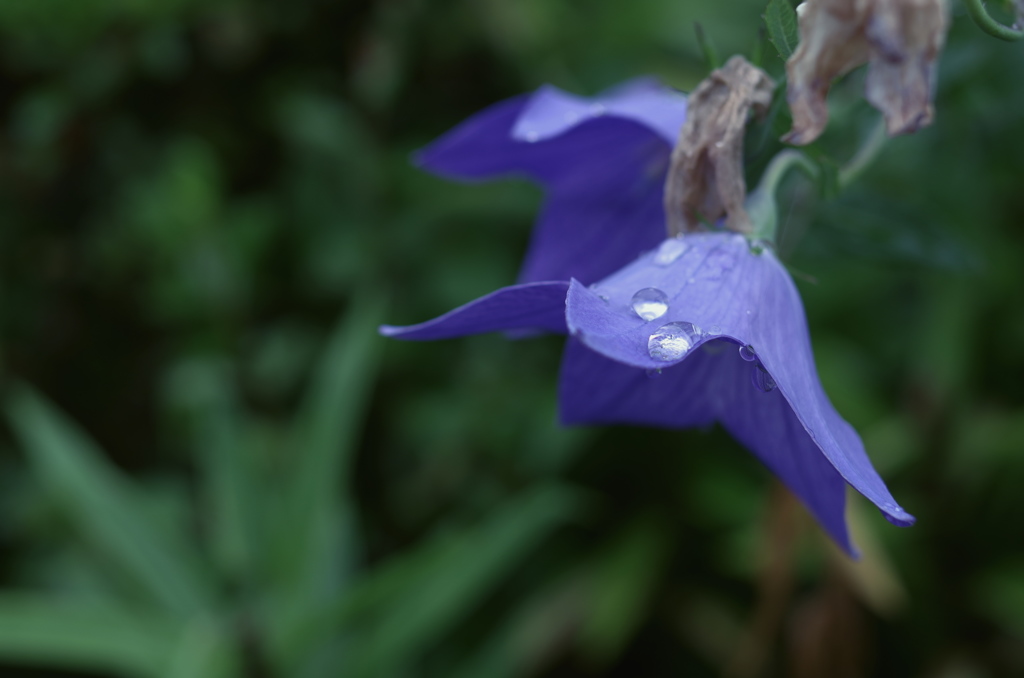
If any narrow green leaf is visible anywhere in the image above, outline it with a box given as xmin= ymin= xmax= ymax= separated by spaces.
xmin=167 ymin=359 xmax=257 ymax=588
xmin=161 ymin=614 xmax=241 ymax=678
xmin=346 ymin=485 xmax=581 ymax=678
xmin=763 ymin=0 xmax=800 ymax=61
xmin=694 ymin=22 xmax=720 ymax=71
xmin=578 ymin=516 xmax=672 ymax=667
xmin=265 ymin=293 xmax=386 ymax=667
xmin=283 ymin=485 xmax=581 ymax=676
xmin=5 ymin=386 xmax=215 ymax=618
xmin=0 ymin=593 xmax=179 ymax=676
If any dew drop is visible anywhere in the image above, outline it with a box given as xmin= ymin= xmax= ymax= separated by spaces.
xmin=707 ymin=325 xmax=723 ymax=336
xmin=751 ymin=364 xmax=776 ymax=393
xmin=631 ymin=288 xmax=669 ymax=321
xmin=654 ymin=238 xmax=687 ymax=266
xmin=708 ymin=250 xmax=736 ymax=272
xmin=739 ymin=344 xmax=757 ymax=362
xmin=648 ymin=321 xmax=703 ymax=362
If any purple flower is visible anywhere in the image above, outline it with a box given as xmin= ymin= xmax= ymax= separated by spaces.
xmin=417 ymin=78 xmax=687 ymax=285
xmin=386 ymin=81 xmax=913 ymax=554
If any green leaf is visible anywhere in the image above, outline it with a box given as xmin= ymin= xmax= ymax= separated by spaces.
xmin=346 ymin=485 xmax=580 ymax=678
xmin=284 ymin=485 xmax=581 ymax=677
xmin=578 ymin=516 xmax=672 ymax=667
xmin=5 ymin=386 xmax=215 ymax=618
xmin=166 ymin=359 xmax=257 ymax=589
xmin=265 ymin=293 xmax=386 ymax=667
xmin=160 ymin=614 xmax=241 ymax=678
xmin=0 ymin=593 xmax=179 ymax=676
xmin=763 ymin=0 xmax=800 ymax=61
xmin=694 ymin=22 xmax=720 ymax=71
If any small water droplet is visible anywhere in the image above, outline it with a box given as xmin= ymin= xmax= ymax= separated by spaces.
xmin=646 ymin=368 xmax=663 ymax=379
xmin=751 ymin=364 xmax=776 ymax=393
xmin=654 ymin=238 xmax=687 ymax=266
xmin=631 ymin=288 xmax=669 ymax=321
xmin=714 ymin=140 xmax=724 ymax=149
xmin=739 ymin=344 xmax=757 ymax=362
xmin=745 ymin=309 xmax=752 ymax=315
xmin=707 ymin=325 xmax=723 ymax=336
xmin=648 ymin=321 xmax=703 ymax=362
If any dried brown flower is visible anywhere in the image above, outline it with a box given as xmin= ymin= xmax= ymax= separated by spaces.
xmin=664 ymin=56 xmax=775 ymax=236
xmin=784 ymin=0 xmax=949 ymax=146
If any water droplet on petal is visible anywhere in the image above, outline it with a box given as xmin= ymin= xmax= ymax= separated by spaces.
xmin=648 ymin=321 xmax=703 ymax=362
xmin=707 ymin=325 xmax=723 ymax=336
xmin=654 ymin=238 xmax=688 ymax=266
xmin=699 ymin=251 xmax=736 ymax=281
xmin=739 ymin=344 xmax=757 ymax=362
xmin=631 ymin=288 xmax=669 ymax=321
xmin=751 ymin=364 xmax=776 ymax=393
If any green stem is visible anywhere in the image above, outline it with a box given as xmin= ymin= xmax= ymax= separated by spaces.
xmin=747 ymin=150 xmax=818 ymax=242
xmin=962 ymin=0 xmax=1024 ymax=42
xmin=838 ymin=119 xmax=888 ymax=189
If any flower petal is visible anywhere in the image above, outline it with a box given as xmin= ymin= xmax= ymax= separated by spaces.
xmin=558 ymin=335 xmax=853 ymax=552
xmin=564 ymin=232 xmax=913 ymax=532
xmin=512 ymin=77 xmax=687 ymax=146
xmin=380 ymin=282 xmax=569 ymax=340
xmin=558 ymin=336 xmax=717 ymax=429
xmin=415 ymin=80 xmax=686 ymax=285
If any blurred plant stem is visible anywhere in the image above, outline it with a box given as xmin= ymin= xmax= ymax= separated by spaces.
xmin=725 ymin=481 xmax=802 ymax=678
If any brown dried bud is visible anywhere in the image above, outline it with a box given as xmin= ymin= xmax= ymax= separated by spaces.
xmin=664 ymin=56 xmax=775 ymax=236
xmin=784 ymin=0 xmax=949 ymax=146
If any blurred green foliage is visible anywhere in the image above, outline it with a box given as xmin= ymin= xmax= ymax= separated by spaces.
xmin=0 ymin=0 xmax=1023 ymax=677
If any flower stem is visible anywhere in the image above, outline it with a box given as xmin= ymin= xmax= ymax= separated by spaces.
xmin=747 ymin=150 xmax=818 ymax=243
xmin=838 ymin=119 xmax=888 ymax=189
xmin=961 ymin=0 xmax=1024 ymax=42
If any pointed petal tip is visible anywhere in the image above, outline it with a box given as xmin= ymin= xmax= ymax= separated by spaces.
xmin=881 ymin=505 xmax=916 ymax=527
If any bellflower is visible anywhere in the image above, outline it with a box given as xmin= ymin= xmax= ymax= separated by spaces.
xmin=417 ymin=77 xmax=687 ymax=285
xmin=386 ymin=80 xmax=913 ymax=553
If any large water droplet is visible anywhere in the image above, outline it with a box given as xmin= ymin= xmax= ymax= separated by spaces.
xmin=739 ymin=344 xmax=757 ymax=362
xmin=631 ymin=288 xmax=669 ymax=321
xmin=751 ymin=364 xmax=776 ymax=393
xmin=648 ymin=321 xmax=703 ymax=362
xmin=654 ymin=238 xmax=687 ymax=266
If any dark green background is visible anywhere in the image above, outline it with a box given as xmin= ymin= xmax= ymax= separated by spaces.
xmin=0 ymin=1 xmax=1023 ymax=676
